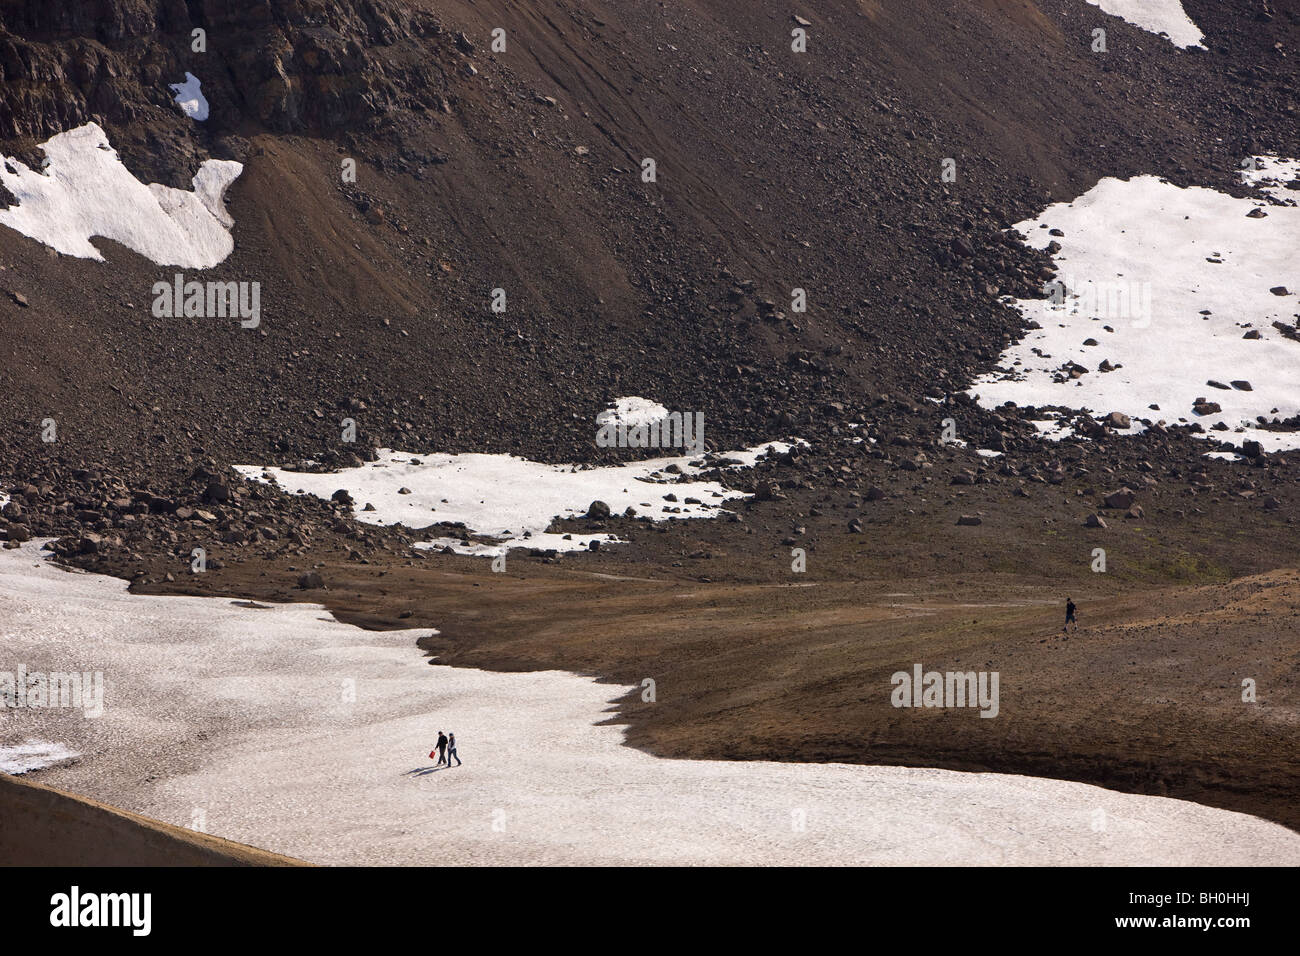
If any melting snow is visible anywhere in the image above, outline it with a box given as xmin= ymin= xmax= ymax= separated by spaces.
xmin=0 ymin=739 xmax=79 ymax=775
xmin=3 ymin=541 xmax=1295 ymax=865
xmin=169 ymin=72 xmax=209 ymax=122
xmin=237 ymin=440 xmax=798 ymax=556
xmin=973 ymin=157 xmax=1300 ymax=450
xmin=598 ymin=395 xmax=671 ymax=426
xmin=0 ymin=122 xmax=241 ymax=267
xmin=1087 ymin=0 xmax=1205 ymax=49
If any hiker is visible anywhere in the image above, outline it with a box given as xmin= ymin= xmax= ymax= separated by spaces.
xmin=447 ymin=732 xmax=462 ymax=767
xmin=435 ymin=730 xmax=448 ymax=766
xmin=1065 ymin=598 xmax=1078 ymax=633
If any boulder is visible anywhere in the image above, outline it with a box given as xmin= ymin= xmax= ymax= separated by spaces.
xmin=203 ymin=483 xmax=231 ymax=504
xmin=1104 ymin=488 xmax=1136 ymax=509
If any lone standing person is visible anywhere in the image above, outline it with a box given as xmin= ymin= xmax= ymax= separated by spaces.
xmin=436 ymin=730 xmax=449 ymax=766
xmin=447 ymin=732 xmax=462 ymax=767
xmin=1065 ymin=598 xmax=1078 ymax=633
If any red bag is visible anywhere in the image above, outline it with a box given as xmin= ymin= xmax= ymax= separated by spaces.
xmin=428 ymin=750 xmax=437 ymax=759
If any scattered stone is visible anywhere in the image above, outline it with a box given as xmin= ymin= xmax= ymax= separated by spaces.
xmin=956 ymin=514 xmax=982 ymax=526
xmin=586 ymin=500 xmax=612 ymax=519
xmin=296 ymin=571 xmax=325 ymax=589
xmin=1085 ymin=513 xmax=1107 ymax=529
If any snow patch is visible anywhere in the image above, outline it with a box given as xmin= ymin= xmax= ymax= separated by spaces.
xmin=0 ymin=739 xmax=79 ymax=775
xmin=973 ymin=157 xmax=1300 ymax=451
xmin=597 ymin=396 xmax=670 ymax=427
xmin=0 ymin=122 xmax=241 ymax=267
xmin=1087 ymin=0 xmax=1204 ymax=49
xmin=169 ymin=72 xmax=209 ymax=122
xmin=238 ymin=442 xmax=798 ymax=556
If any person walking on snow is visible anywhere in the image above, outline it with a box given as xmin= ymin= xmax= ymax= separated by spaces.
xmin=1064 ymin=598 xmax=1078 ymax=634
xmin=435 ymin=730 xmax=448 ymax=766
xmin=447 ymin=732 xmax=462 ymax=767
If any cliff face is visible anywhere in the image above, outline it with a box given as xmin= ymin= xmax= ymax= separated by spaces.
xmin=0 ymin=0 xmax=450 ymax=182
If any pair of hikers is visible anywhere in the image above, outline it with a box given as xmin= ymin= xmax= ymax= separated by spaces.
xmin=431 ymin=730 xmax=461 ymax=767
